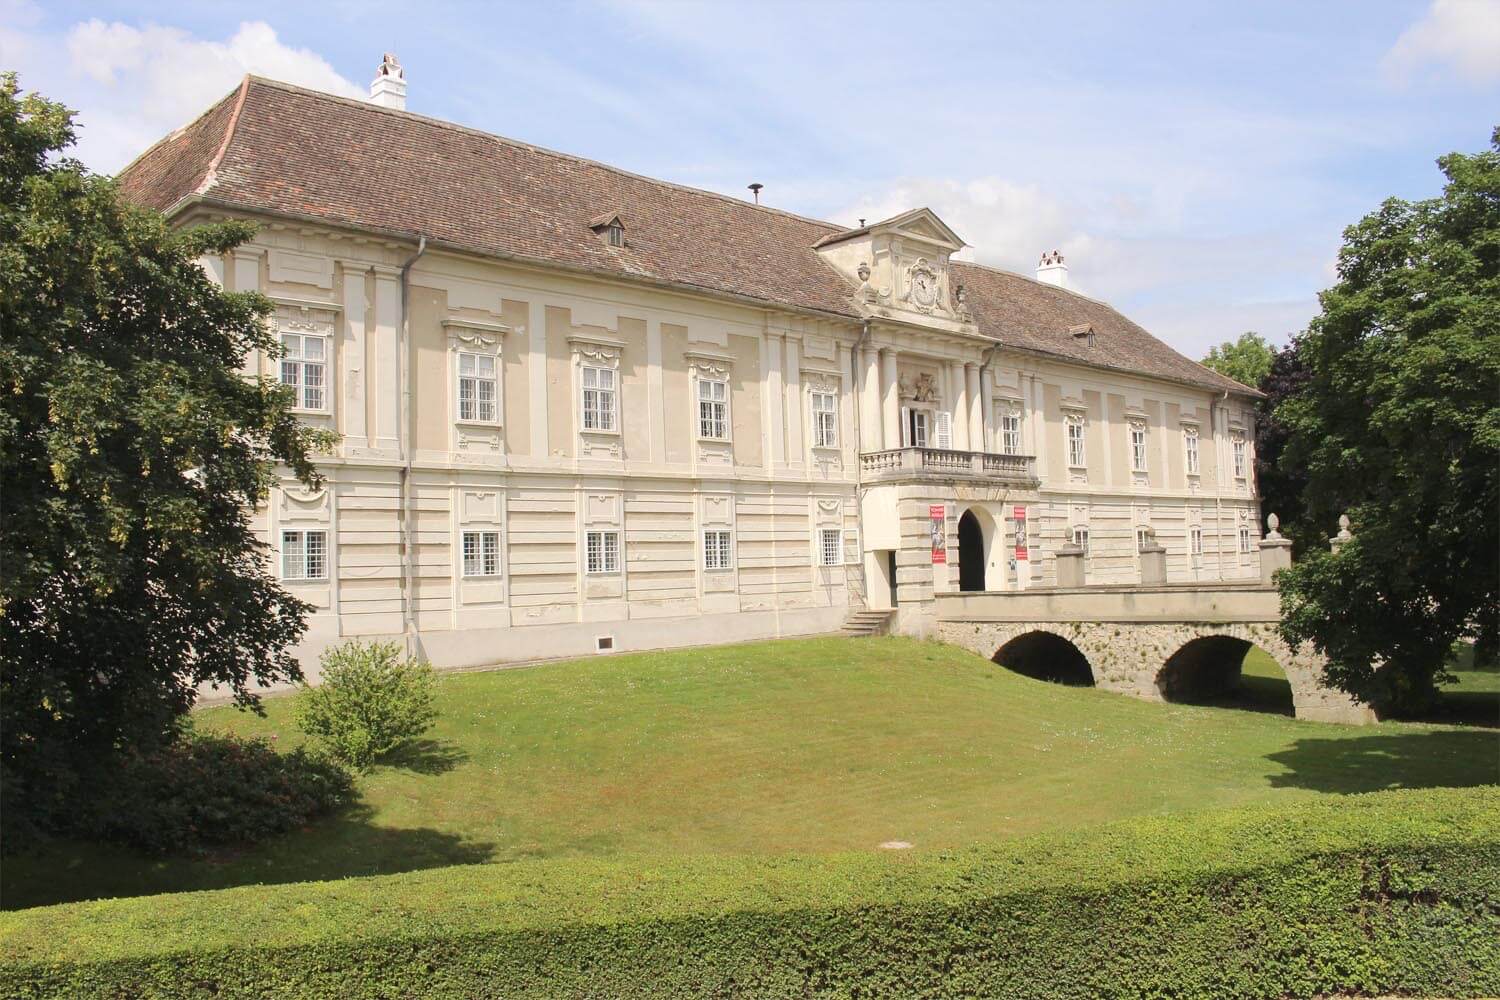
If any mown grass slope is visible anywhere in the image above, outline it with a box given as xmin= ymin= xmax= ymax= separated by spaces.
xmin=3 ymin=636 xmax=1495 ymax=909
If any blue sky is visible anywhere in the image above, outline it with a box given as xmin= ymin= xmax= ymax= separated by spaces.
xmin=3 ymin=0 xmax=1497 ymax=357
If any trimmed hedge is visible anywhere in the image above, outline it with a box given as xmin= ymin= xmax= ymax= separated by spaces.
xmin=1 ymin=787 xmax=1496 ymax=998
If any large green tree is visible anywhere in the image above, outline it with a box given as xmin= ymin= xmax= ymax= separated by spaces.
xmin=0 ymin=75 xmax=326 ymax=843
xmin=1201 ymin=331 xmax=1275 ymax=388
xmin=1274 ymin=127 xmax=1499 ymax=715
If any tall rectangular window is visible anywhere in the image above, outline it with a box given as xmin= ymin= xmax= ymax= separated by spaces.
xmin=1000 ymin=411 xmax=1022 ymax=455
xmin=585 ymin=530 xmax=620 ymax=574
xmin=282 ymin=529 xmax=327 ymax=580
xmin=1233 ymin=437 xmax=1247 ymax=478
xmin=1184 ymin=427 xmax=1200 ymax=475
xmin=910 ymin=409 xmax=929 ymax=447
xmin=1239 ymin=525 xmax=1254 ymax=554
xmin=279 ymin=334 xmax=327 ymax=411
xmin=1136 ymin=526 xmax=1152 ymax=551
xmin=1071 ymin=525 xmax=1090 ymax=556
xmin=819 ymin=528 xmax=843 ymax=567
xmin=811 ymin=391 xmax=838 ymax=448
xmin=457 ymin=352 xmax=498 ymax=423
xmin=581 ymin=366 xmax=616 ymax=431
xmin=462 ymin=530 xmax=500 ymax=577
xmin=1130 ymin=424 xmax=1148 ymax=472
xmin=703 ymin=529 xmax=732 ymax=570
xmin=697 ymin=377 xmax=728 ymax=439
xmin=1190 ymin=526 xmax=1203 ymax=556
xmin=1067 ymin=418 xmax=1086 ymax=468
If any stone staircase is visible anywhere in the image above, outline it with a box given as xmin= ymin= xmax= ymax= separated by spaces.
xmin=840 ymin=608 xmax=894 ymax=638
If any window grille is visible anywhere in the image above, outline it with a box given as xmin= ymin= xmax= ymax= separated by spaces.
xmin=458 ymin=352 xmax=498 ymax=422
xmin=282 ymin=529 xmax=328 ymax=580
xmin=703 ymin=529 xmax=732 ymax=570
xmin=819 ymin=528 xmax=842 ymax=567
xmin=585 ymin=530 xmax=620 ymax=574
xmin=697 ymin=378 xmax=728 ymax=439
xmin=280 ymin=334 xmax=327 ymax=410
xmin=462 ymin=530 xmax=501 ymax=577
xmin=581 ymin=365 xmax=616 ymax=431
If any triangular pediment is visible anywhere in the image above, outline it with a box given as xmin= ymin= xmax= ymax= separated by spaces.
xmin=813 ymin=207 xmax=966 ymax=253
xmin=884 ymin=208 xmax=966 ymax=251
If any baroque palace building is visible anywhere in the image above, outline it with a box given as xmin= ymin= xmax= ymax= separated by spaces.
xmin=119 ymin=57 xmax=1263 ymax=672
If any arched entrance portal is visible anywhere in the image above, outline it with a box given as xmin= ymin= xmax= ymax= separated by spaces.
xmin=958 ymin=510 xmax=986 ymax=591
xmin=1157 ymin=636 xmax=1294 ymax=715
xmin=993 ymin=630 xmax=1096 ymax=686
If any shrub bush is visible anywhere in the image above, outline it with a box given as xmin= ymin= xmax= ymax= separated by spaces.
xmin=94 ymin=732 xmax=353 ymax=855
xmin=2 ymin=787 xmax=1495 ymax=999
xmin=295 ymin=640 xmax=438 ymax=769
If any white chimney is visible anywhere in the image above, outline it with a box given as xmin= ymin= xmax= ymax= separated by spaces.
xmin=370 ymin=53 xmax=406 ymax=110
xmin=1036 ymin=249 xmax=1068 ymax=288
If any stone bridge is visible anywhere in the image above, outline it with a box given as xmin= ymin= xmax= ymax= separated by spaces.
xmin=934 ymin=583 xmax=1377 ymax=724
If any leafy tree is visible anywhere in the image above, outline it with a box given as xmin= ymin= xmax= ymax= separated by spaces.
xmin=1201 ymin=331 xmax=1275 ymax=388
xmin=1275 ymin=127 xmax=1499 ymax=715
xmin=1252 ymin=336 xmax=1314 ymax=550
xmin=0 ymin=75 xmax=328 ymax=844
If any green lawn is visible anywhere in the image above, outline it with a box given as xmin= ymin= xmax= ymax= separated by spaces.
xmin=4 ymin=636 xmax=1496 ymax=910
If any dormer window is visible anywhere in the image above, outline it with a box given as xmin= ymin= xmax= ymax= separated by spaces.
xmin=1069 ymin=324 xmax=1098 ymax=348
xmin=589 ymin=212 xmax=625 ymax=248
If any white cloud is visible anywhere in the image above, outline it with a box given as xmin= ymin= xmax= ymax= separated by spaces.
xmin=0 ymin=14 xmax=361 ymax=172
xmin=1384 ymin=0 xmax=1500 ymax=85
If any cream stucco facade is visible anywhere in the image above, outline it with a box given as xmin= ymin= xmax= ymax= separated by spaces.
xmin=187 ymin=204 xmax=1260 ymax=679
xmin=118 ymin=69 xmax=1265 ymax=681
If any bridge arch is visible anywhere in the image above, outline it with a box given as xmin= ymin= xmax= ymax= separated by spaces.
xmin=1156 ymin=634 xmax=1293 ymax=715
xmin=992 ymin=629 xmax=1096 ymax=686
xmin=935 ymin=613 xmax=1376 ymax=724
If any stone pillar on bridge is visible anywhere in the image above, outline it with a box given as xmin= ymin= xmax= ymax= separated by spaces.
xmin=1138 ymin=528 xmax=1167 ymax=585
xmin=1330 ymin=513 xmax=1353 ymax=554
xmin=1258 ymin=513 xmax=1293 ymax=585
xmin=1055 ymin=541 xmax=1086 ymax=588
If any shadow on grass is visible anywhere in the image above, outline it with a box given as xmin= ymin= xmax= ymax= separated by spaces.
xmin=1 ymin=802 xmax=496 ymax=911
xmin=381 ymin=738 xmax=470 ymax=775
xmin=1265 ymin=728 xmax=1500 ymax=794
xmin=1174 ymin=673 xmax=1295 ymax=717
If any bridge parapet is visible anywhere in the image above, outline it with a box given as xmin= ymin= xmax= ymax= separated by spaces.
xmin=935 ymin=583 xmax=1281 ymax=624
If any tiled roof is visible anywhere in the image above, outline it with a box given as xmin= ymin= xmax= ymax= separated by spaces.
xmin=117 ymin=77 xmax=1255 ymax=397
xmin=951 ymin=262 xmax=1254 ymax=395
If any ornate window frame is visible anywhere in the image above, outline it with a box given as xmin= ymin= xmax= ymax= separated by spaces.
xmin=273 ymin=300 xmax=340 ymax=418
xmin=995 ymin=396 xmax=1023 ymax=455
xmin=804 ymin=368 xmax=841 ymax=451
xmin=443 ymin=319 xmax=507 ymax=460
xmin=570 ymin=334 xmax=625 ymax=458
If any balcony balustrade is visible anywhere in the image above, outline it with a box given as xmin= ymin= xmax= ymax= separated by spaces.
xmin=858 ymin=447 xmax=1038 ymax=484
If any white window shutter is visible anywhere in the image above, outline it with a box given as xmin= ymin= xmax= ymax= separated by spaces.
xmin=936 ymin=411 xmax=952 ymax=449
xmin=899 ymin=406 xmax=911 ymax=446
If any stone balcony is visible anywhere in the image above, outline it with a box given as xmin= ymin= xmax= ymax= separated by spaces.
xmin=858 ymin=447 xmax=1038 ymax=485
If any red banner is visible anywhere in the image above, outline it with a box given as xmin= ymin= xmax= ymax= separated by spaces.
xmin=930 ymin=504 xmax=947 ymax=564
xmin=1013 ymin=505 xmax=1028 ymax=560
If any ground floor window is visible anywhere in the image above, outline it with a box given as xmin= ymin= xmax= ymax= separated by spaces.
xmin=1071 ymin=525 xmax=1090 ymax=556
xmin=703 ymin=529 xmax=732 ymax=570
xmin=1190 ymin=526 xmax=1203 ymax=557
xmin=282 ymin=529 xmax=327 ymax=580
xmin=819 ymin=528 xmax=842 ymax=566
xmin=462 ymin=530 xmax=501 ymax=577
xmin=1239 ymin=525 xmax=1254 ymax=554
xmin=586 ymin=530 xmax=620 ymax=574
